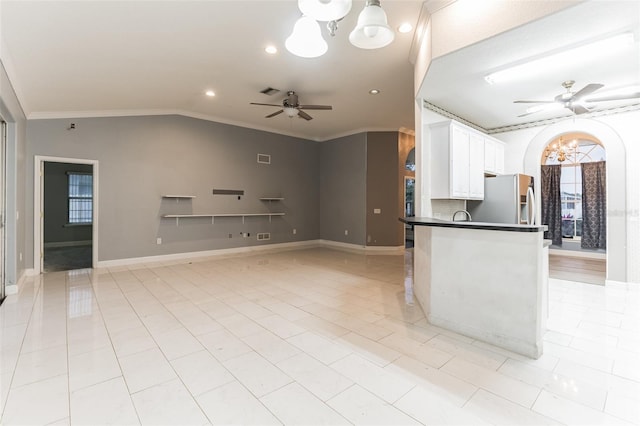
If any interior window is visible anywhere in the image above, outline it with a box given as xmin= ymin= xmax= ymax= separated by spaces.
xmin=68 ymin=172 xmax=93 ymax=224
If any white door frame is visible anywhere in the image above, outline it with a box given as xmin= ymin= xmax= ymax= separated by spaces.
xmin=34 ymin=156 xmax=99 ymax=274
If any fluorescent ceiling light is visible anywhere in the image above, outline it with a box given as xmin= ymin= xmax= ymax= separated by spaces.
xmin=485 ymin=32 xmax=635 ymax=85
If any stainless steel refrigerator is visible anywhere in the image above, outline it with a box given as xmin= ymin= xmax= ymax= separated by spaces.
xmin=467 ymin=174 xmax=536 ymax=225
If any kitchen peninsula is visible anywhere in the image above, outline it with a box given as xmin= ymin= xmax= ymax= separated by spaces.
xmin=401 ymin=217 xmax=549 ymax=359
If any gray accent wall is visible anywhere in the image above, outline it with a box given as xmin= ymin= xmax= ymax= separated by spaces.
xmin=319 ymin=133 xmax=367 ymax=245
xmin=43 ymin=162 xmax=93 ymax=245
xmin=26 ymin=115 xmax=319 ymax=263
xmin=366 ymin=132 xmax=402 ymax=246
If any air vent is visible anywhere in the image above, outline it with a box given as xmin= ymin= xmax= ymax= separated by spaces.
xmin=257 ymin=153 xmax=271 ymax=164
xmin=257 ymin=233 xmax=271 ymax=241
xmin=260 ymin=87 xmax=280 ymax=96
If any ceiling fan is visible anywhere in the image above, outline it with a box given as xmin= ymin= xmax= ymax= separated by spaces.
xmin=250 ymin=91 xmax=332 ymax=121
xmin=514 ymin=80 xmax=640 ymax=117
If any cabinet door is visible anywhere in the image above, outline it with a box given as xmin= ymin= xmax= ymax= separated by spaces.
xmin=469 ymin=133 xmax=485 ymax=199
xmin=451 ymin=126 xmax=470 ymax=198
xmin=484 ymin=138 xmax=496 ymax=174
xmin=495 ymin=142 xmax=505 ymax=175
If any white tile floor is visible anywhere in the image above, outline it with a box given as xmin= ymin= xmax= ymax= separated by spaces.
xmin=0 ymin=247 xmax=638 ymax=425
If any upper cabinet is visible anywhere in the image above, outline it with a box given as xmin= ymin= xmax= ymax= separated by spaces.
xmin=484 ymin=137 xmax=505 ymax=176
xmin=430 ymin=120 xmax=485 ymax=200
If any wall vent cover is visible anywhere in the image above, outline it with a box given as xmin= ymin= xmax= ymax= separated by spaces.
xmin=257 ymin=232 xmax=271 ymax=241
xmin=257 ymin=153 xmax=271 ymax=164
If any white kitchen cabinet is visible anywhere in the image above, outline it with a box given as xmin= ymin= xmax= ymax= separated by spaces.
xmin=430 ymin=120 xmax=484 ymax=200
xmin=484 ymin=137 xmax=505 ymax=175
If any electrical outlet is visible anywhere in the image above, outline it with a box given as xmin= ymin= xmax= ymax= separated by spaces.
xmin=344 ymin=229 xmax=349 ymax=236
xmin=156 ymin=237 xmax=162 ymax=245
xmin=19 ymin=253 xmax=22 ymax=261
xmin=292 ymin=228 xmax=297 ymax=235
xmin=373 ymin=208 xmax=381 ymax=214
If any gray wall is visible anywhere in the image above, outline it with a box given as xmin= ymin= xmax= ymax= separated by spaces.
xmin=319 ymin=133 xmax=367 ymax=245
xmin=43 ymin=162 xmax=93 ymax=245
xmin=0 ymin=59 xmax=28 ymax=288
xmin=366 ymin=131 xmax=402 ymax=246
xmin=26 ymin=115 xmax=319 ymax=263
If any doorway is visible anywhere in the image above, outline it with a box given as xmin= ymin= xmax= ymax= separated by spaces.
xmin=404 ymin=177 xmax=415 ymax=248
xmin=34 ymin=156 xmax=98 ymax=274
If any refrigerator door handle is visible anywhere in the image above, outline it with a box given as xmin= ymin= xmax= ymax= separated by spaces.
xmin=526 ymin=187 xmax=536 ymax=225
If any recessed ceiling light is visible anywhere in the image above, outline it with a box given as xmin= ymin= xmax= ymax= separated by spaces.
xmin=205 ymin=90 xmax=215 ymax=97
xmin=265 ymin=45 xmax=278 ymax=54
xmin=369 ymin=89 xmax=380 ymax=95
xmin=398 ymin=23 xmax=413 ymax=33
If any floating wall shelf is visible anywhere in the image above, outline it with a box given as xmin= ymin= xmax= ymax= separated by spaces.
xmin=162 ymin=212 xmax=285 ymax=225
xmin=259 ymin=197 xmax=285 ymax=201
xmin=162 ymin=195 xmax=196 ymax=202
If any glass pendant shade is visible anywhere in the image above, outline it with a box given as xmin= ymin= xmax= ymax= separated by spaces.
xmin=349 ymin=1 xmax=394 ymax=49
xmin=298 ymin=0 xmax=352 ymax=22
xmin=285 ymin=16 xmax=328 ymax=58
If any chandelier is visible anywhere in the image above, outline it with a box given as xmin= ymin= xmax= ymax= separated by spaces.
xmin=544 ymin=137 xmax=577 ymax=162
xmin=286 ymin=0 xmax=395 ymax=58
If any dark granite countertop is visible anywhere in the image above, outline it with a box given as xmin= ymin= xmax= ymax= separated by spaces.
xmin=400 ymin=217 xmax=548 ymax=233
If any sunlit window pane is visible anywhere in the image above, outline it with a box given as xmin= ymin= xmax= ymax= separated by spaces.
xmin=68 ymin=173 xmax=93 ymax=224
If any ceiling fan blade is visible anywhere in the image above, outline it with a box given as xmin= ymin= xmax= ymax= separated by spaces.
xmin=572 ymin=83 xmax=604 ymax=100
xmin=251 ymin=102 xmax=283 ymax=107
xmin=266 ymin=110 xmax=283 ymax=118
xmin=297 ymin=110 xmax=313 ymax=120
xmin=298 ymin=105 xmax=333 ymax=110
xmin=513 ymin=100 xmax=557 ymax=104
xmin=585 ymin=92 xmax=640 ymax=102
xmin=570 ymin=104 xmax=590 ymax=115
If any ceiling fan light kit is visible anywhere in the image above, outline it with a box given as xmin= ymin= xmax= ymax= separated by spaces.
xmin=286 ymin=0 xmax=394 ymax=58
xmin=349 ymin=0 xmax=395 ymax=49
xmin=285 ymin=15 xmax=328 ymax=58
xmin=250 ymin=91 xmax=333 ymax=121
xmin=298 ymin=0 xmax=352 ymax=22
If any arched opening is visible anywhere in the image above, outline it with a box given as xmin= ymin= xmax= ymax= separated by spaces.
xmin=540 ymin=133 xmax=607 ymax=284
xmin=523 ymin=118 xmax=626 ymax=284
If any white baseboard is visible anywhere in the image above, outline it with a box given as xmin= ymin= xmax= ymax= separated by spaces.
xmin=549 ymin=249 xmax=606 ymax=260
xmin=5 ymin=268 xmax=35 ymax=296
xmin=317 ymin=240 xmax=405 ymax=255
xmin=96 ymin=240 xmax=322 ymax=268
xmin=44 ymin=240 xmax=92 ymax=248
xmin=95 ymin=239 xmax=406 ymax=269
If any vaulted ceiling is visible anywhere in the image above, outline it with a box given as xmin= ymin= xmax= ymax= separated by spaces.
xmin=1 ymin=1 xmax=638 ymax=140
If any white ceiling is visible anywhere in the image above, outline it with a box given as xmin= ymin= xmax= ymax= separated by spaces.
xmin=0 ymin=0 xmax=422 ymax=141
xmin=1 ymin=1 xmax=638 ymax=140
xmin=421 ymin=0 xmax=640 ymax=130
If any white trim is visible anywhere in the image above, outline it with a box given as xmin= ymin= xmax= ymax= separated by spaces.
xmin=318 ymin=239 xmax=405 ymax=255
xmin=96 ymin=240 xmax=321 ymax=268
xmin=95 ymin=239 xmax=405 ymax=269
xmin=549 ymin=249 xmax=606 ymax=260
xmin=5 ymin=268 xmax=35 ymax=296
xmin=44 ymin=240 xmax=92 ymax=248
xmin=34 ymin=156 xmax=99 ymax=274
xmin=27 ymin=109 xmax=409 ymax=143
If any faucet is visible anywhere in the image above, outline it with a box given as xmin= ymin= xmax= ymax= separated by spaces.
xmin=452 ymin=210 xmax=472 ymax=222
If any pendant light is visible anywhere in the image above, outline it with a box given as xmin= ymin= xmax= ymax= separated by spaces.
xmin=285 ymin=16 xmax=328 ymax=58
xmin=349 ymin=0 xmax=394 ymax=49
xmin=298 ymin=0 xmax=352 ymax=22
